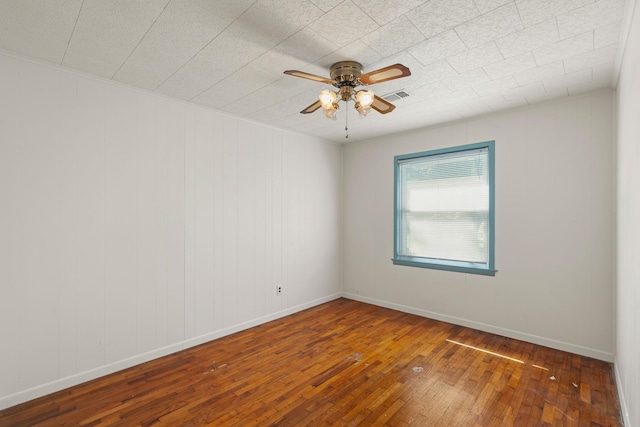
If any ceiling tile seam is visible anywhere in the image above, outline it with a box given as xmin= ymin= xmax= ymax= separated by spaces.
xmin=109 ymin=0 xmax=173 ymax=80
xmin=401 ymin=50 xmax=424 ymax=73
xmin=61 ymin=0 xmax=86 ymax=65
xmin=314 ymin=0 xmax=346 ymax=15
xmin=525 ymin=17 xmax=560 ymax=69
xmin=199 ymin=63 xmax=283 ymax=108
xmin=256 ymin=26 xmax=334 ymax=73
xmin=541 ymin=67 xmax=593 ymax=93
xmin=512 ymin=0 xmax=525 ymax=29
xmin=352 ymin=2 xmax=426 ymax=29
xmin=441 ymin=7 xmax=526 ymax=65
xmin=538 ymin=28 xmax=599 ymax=69
xmin=554 ymin=5 xmax=593 ymax=42
xmin=356 ymin=37 xmax=380 ymax=59
xmin=459 ymin=2 xmax=526 ymax=47
xmin=446 ymin=44 xmax=507 ymax=77
xmin=525 ymin=87 xmax=568 ymax=104
xmin=451 ymin=2 xmax=483 ymax=32
xmin=556 ymin=29 xmax=596 ymax=81
xmin=301 ymin=0 xmax=381 ymax=45
xmin=473 ymin=0 xmax=509 ymax=15
xmin=186 ymin=56 xmax=269 ymax=103
xmin=357 ymin=17 xmax=425 ymax=57
xmin=552 ymin=16 xmax=561 ymax=65
xmin=151 ymin=0 xmax=260 ymax=92
xmin=560 ymin=50 xmax=596 ymax=81
xmin=453 ymin=27 xmax=472 ymax=52
xmin=353 ymin=3 xmax=380 ymax=27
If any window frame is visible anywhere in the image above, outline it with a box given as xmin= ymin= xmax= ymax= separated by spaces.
xmin=392 ymin=141 xmax=496 ymax=276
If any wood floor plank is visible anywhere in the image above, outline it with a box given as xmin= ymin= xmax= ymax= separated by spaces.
xmin=0 ymin=298 xmax=622 ymax=426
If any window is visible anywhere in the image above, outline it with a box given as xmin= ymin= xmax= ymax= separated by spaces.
xmin=393 ymin=141 xmax=496 ymax=275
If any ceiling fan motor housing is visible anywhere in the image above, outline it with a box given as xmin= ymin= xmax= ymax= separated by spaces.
xmin=330 ymin=61 xmax=363 ymax=87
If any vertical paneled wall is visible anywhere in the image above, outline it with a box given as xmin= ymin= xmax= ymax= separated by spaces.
xmin=0 ymin=52 xmax=342 ymax=408
xmin=182 ymin=103 xmax=342 ymax=346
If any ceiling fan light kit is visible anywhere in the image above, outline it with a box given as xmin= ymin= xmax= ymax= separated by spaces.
xmin=284 ymin=61 xmax=411 ymax=135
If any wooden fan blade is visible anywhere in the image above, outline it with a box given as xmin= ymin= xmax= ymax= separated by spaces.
xmin=359 ymin=63 xmax=411 ymax=85
xmin=284 ymin=70 xmax=335 ymax=85
xmin=370 ymin=95 xmax=396 ymax=114
xmin=300 ymin=100 xmax=322 ymax=114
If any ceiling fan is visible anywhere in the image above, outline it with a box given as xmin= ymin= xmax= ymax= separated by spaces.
xmin=283 ymin=61 xmax=411 ymax=120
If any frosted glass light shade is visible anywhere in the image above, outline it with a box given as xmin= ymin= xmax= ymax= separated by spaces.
xmin=355 ymin=90 xmax=374 ymax=108
xmin=355 ymin=103 xmax=371 ymax=118
xmin=323 ymin=107 xmax=338 ymax=120
xmin=319 ymin=90 xmax=337 ymax=108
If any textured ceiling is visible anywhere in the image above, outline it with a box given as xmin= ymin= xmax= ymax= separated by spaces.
xmin=0 ymin=0 xmax=627 ymax=142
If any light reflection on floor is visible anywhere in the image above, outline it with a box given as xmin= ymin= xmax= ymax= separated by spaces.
xmin=445 ymin=338 xmax=525 ymax=364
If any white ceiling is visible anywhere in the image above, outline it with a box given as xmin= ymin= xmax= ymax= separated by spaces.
xmin=0 ymin=0 xmax=627 ymax=142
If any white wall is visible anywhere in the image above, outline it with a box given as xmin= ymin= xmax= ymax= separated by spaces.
xmin=343 ymin=91 xmax=615 ymax=362
xmin=615 ymin=1 xmax=640 ymax=425
xmin=0 ymin=51 xmax=342 ymax=409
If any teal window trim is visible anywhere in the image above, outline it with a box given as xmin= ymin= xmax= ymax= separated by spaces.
xmin=393 ymin=141 xmax=496 ymax=276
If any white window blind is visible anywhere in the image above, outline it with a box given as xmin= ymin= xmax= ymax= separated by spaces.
xmin=398 ymin=147 xmax=489 ymax=264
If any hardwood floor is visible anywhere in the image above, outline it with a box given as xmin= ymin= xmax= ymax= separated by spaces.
xmin=0 ymin=298 xmax=621 ymax=426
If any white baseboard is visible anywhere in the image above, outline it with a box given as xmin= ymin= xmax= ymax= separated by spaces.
xmin=0 ymin=343 xmax=182 ymax=411
xmin=0 ymin=293 xmax=342 ymax=411
xmin=341 ymin=293 xmax=615 ymax=363
xmin=614 ymin=358 xmax=631 ymax=426
xmin=179 ymin=293 xmax=342 ymax=349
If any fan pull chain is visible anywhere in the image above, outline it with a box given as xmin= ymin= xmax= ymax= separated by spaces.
xmin=345 ymin=100 xmax=349 ymax=139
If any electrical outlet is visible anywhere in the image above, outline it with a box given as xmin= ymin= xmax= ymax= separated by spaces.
xmin=276 ymin=285 xmax=283 ymax=296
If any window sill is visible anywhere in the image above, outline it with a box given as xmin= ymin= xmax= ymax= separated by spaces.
xmin=392 ymin=256 xmax=497 ymax=276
